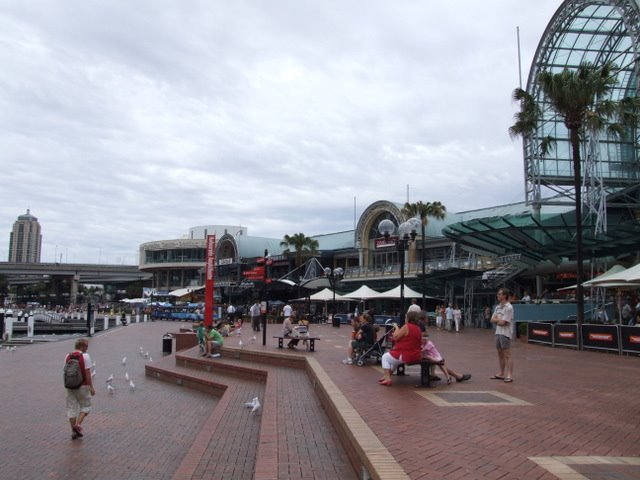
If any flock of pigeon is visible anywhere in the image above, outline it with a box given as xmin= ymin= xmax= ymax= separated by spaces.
xmin=103 ymin=347 xmax=152 ymax=395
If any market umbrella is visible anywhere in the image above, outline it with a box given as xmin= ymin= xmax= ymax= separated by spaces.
xmin=342 ymin=285 xmax=380 ymax=311
xmin=591 ymin=263 xmax=640 ymax=284
xmin=375 ymin=285 xmax=429 ymax=299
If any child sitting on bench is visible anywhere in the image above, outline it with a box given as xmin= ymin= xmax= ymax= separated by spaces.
xmin=421 ymin=337 xmax=471 ymax=385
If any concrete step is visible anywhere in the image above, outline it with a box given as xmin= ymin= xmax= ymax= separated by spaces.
xmin=146 ymin=345 xmax=357 ymax=480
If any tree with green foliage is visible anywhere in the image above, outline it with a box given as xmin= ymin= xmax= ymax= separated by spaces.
xmin=280 ymin=233 xmax=319 ymax=268
xmin=510 ymin=61 xmax=640 ymax=344
xmin=402 ymin=200 xmax=446 ymax=308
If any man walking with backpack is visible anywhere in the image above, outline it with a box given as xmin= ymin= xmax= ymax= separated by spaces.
xmin=64 ymin=338 xmax=95 ymax=440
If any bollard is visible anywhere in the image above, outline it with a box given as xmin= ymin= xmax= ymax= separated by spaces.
xmin=103 ymin=315 xmax=109 ymax=331
xmin=162 ymin=334 xmax=173 ymax=355
xmin=127 ymin=314 xmax=131 ymax=325
xmin=136 ymin=314 xmax=140 ymax=323
xmin=27 ymin=316 xmax=34 ymax=338
xmin=143 ymin=314 xmax=148 ymax=323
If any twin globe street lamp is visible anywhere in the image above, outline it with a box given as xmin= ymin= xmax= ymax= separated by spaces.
xmin=324 ymin=266 xmax=344 ymax=327
xmin=378 ymin=218 xmax=419 ymax=321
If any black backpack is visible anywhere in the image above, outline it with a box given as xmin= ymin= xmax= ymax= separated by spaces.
xmin=63 ymin=352 xmax=85 ymax=389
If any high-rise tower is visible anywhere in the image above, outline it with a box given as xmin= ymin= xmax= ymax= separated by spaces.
xmin=8 ymin=209 xmax=42 ymax=263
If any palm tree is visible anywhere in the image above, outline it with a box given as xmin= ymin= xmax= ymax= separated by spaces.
xmin=402 ymin=200 xmax=446 ymax=308
xmin=510 ymin=62 xmax=640 ymax=346
xmin=280 ymin=233 xmax=319 ymax=269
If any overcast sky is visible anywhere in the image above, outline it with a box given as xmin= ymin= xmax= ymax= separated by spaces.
xmin=0 ymin=0 xmax=562 ymax=264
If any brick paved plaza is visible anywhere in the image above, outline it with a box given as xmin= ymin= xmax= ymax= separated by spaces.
xmin=0 ymin=320 xmax=638 ymax=479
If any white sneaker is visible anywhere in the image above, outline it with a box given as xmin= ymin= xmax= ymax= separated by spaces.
xmin=342 ymin=358 xmax=352 ymax=365
xmin=210 ymin=353 xmax=221 ymax=358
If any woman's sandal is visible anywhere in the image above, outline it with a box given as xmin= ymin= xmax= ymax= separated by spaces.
xmin=503 ymin=377 xmax=513 ymax=383
xmin=490 ymin=375 xmax=504 ymax=380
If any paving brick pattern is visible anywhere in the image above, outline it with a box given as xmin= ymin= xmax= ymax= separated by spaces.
xmin=308 ymin=324 xmax=640 ymax=480
xmin=0 ymin=322 xmax=216 ymax=480
xmin=161 ymin=347 xmax=355 ymax=480
xmin=2 ymin=319 xmax=640 ymax=479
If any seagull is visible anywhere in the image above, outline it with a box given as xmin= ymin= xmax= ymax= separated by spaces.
xmin=107 ymin=384 xmax=116 ymax=394
xmin=139 ymin=346 xmax=144 ymax=355
xmin=148 ymin=356 xmax=152 ymax=362
xmin=144 ymin=351 xmax=149 ymax=359
xmin=238 ymin=339 xmax=244 ymax=348
xmin=122 ymin=356 xmax=127 ymax=366
xmin=252 ymin=335 xmax=257 ymax=342
xmin=251 ymin=398 xmax=261 ymax=415
xmin=243 ymin=398 xmax=256 ymax=409
xmin=106 ymin=374 xmax=114 ymax=383
xmin=129 ymin=380 xmax=136 ymax=391
xmin=125 ymin=372 xmax=130 ymax=381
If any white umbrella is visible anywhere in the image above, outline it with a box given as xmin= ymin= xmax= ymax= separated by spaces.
xmin=375 ymin=285 xmax=426 ymax=299
xmin=583 ymin=265 xmax=627 ymax=287
xmin=308 ymin=288 xmax=353 ymax=302
xmin=557 ymin=265 xmax=627 ymax=291
xmin=342 ymin=285 xmax=380 ymax=299
xmin=591 ymin=263 xmax=640 ymax=284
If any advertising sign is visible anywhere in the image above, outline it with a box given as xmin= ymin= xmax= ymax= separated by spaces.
xmin=527 ymin=322 xmax=553 ymax=345
xmin=581 ymin=324 xmax=620 ymax=353
xmin=204 ymin=235 xmax=216 ymax=327
xmin=375 ymin=236 xmax=398 ymax=249
xmin=553 ymin=323 xmax=578 ymax=348
xmin=620 ymin=325 xmax=640 ymax=354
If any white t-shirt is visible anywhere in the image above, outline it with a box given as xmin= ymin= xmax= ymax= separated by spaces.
xmin=494 ymin=302 xmax=514 ymax=338
xmin=283 ymin=304 xmax=293 ymax=317
xmin=227 ymin=305 xmax=236 ymax=314
xmin=250 ymin=304 xmax=260 ymax=317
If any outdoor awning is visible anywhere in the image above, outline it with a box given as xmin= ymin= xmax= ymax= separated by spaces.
xmin=375 ymin=285 xmax=434 ymax=299
xmin=290 ymin=287 xmax=353 ymax=302
xmin=342 ymin=285 xmax=380 ymax=300
xmin=591 ymin=263 xmax=640 ymax=284
xmin=168 ymin=286 xmax=205 ymax=297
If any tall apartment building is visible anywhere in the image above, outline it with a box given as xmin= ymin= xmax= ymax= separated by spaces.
xmin=8 ymin=209 xmax=42 ymax=263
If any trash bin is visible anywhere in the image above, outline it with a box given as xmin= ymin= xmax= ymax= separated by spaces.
xmin=162 ymin=334 xmax=173 ymax=355
xmin=332 ymin=314 xmax=340 ymax=328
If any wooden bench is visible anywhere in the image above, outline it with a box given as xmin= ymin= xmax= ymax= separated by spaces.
xmin=395 ymin=359 xmax=443 ymax=388
xmin=273 ymin=334 xmax=320 ymax=352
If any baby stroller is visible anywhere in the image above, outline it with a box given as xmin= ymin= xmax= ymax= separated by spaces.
xmin=354 ymin=327 xmax=393 ymax=367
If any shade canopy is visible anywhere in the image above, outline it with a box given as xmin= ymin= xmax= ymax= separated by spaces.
xmin=583 ymin=265 xmax=627 ymax=287
xmin=169 ymin=286 xmax=204 ymax=297
xmin=591 ymin=263 xmax=640 ymax=284
xmin=375 ymin=285 xmax=429 ymax=299
xmin=342 ymin=285 xmax=380 ymax=300
xmin=291 ymin=287 xmax=353 ymax=302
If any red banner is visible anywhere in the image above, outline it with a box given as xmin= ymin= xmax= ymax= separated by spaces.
xmin=204 ymin=235 xmax=216 ymax=327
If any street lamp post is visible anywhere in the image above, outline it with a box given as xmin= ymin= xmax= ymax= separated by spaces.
xmin=324 ymin=266 xmax=344 ymax=327
xmin=262 ymin=250 xmax=269 ymax=346
xmin=378 ymin=219 xmax=417 ymax=321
